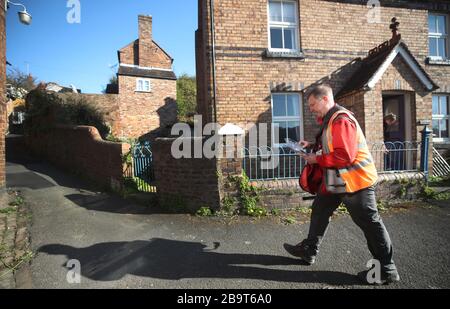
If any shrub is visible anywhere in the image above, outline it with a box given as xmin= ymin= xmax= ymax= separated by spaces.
xmin=25 ymin=90 xmax=110 ymax=139
xmin=176 ymin=74 xmax=197 ymax=124
xmin=57 ymin=96 xmax=110 ymax=138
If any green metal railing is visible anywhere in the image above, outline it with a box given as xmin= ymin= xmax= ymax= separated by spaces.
xmin=123 ymin=141 xmax=156 ymax=193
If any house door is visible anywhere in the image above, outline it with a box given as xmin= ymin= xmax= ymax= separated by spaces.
xmin=383 ymin=95 xmax=405 ymax=142
xmin=382 ymin=95 xmax=407 ymax=171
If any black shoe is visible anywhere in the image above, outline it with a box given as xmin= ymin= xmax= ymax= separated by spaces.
xmin=283 ymin=241 xmax=317 ymax=265
xmin=357 ymin=269 xmax=400 ymax=285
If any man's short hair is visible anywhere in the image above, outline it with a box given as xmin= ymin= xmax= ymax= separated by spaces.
xmin=306 ymin=84 xmax=334 ymax=100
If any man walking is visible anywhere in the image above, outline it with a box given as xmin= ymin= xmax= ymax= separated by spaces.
xmin=284 ymin=84 xmax=400 ymax=285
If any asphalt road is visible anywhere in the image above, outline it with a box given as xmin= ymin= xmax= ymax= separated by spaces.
xmin=6 ymin=159 xmax=450 ymax=290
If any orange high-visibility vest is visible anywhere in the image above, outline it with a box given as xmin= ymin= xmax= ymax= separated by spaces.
xmin=321 ymin=110 xmax=378 ymax=193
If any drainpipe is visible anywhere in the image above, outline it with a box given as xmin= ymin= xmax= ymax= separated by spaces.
xmin=210 ymin=0 xmax=218 ymax=124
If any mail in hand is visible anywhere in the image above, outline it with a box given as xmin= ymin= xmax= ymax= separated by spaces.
xmin=285 ymin=138 xmax=307 ymax=154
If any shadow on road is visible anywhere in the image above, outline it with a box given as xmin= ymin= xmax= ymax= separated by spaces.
xmin=65 ymin=193 xmax=158 ymax=215
xmin=38 ymin=238 xmax=360 ymax=286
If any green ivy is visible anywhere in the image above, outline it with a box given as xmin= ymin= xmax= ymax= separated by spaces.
xmin=420 ymin=185 xmax=450 ymax=200
xmin=228 ymin=172 xmax=267 ymax=217
xmin=196 ymin=207 xmax=213 ymax=217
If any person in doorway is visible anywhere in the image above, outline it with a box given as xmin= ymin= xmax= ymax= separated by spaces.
xmin=284 ymin=84 xmax=400 ymax=285
xmin=383 ymin=113 xmax=399 ymax=141
xmin=383 ymin=113 xmax=404 ymax=171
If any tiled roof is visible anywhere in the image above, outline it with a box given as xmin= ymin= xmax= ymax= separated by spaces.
xmin=118 ymin=66 xmax=177 ymax=80
xmin=336 ymin=37 xmax=439 ymax=99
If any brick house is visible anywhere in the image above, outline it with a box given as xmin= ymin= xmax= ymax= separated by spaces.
xmin=104 ymin=15 xmax=177 ymax=139
xmin=0 ymin=0 xmax=6 ymax=188
xmin=196 ymin=0 xmax=450 ymax=170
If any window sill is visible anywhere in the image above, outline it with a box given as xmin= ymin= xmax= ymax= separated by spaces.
xmin=135 ymin=90 xmax=152 ymax=93
xmin=264 ymin=49 xmax=305 ymax=59
xmin=426 ymin=57 xmax=450 ymax=66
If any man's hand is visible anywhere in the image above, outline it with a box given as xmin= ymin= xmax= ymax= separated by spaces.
xmin=301 ymin=153 xmax=318 ymax=165
xmin=300 ymin=140 xmax=313 ymax=148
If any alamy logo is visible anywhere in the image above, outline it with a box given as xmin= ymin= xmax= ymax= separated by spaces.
xmin=366 ymin=259 xmax=381 ymax=284
xmin=67 ymin=0 xmax=81 ymax=24
xmin=66 ymin=259 xmax=81 ymax=284
xmin=366 ymin=0 xmax=381 ymax=24
xmin=170 ymin=115 xmax=281 ymax=169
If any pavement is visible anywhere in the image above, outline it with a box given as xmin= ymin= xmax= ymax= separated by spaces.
xmin=4 ymin=137 xmax=450 ymax=289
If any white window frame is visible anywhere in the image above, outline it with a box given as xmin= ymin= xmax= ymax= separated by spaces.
xmin=267 ymin=0 xmax=300 ymax=52
xmin=428 ymin=13 xmax=449 ymax=60
xmin=136 ymin=78 xmax=152 ymax=92
xmin=432 ymin=94 xmax=450 ymax=142
xmin=271 ymin=93 xmax=303 ymax=147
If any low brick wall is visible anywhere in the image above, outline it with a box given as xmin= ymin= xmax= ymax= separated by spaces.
xmin=376 ymin=172 xmax=425 ymax=202
xmin=253 ymin=179 xmax=314 ymax=210
xmin=26 ymin=125 xmax=130 ymax=190
xmin=152 ymin=137 xmax=221 ymax=213
xmin=250 ymin=172 xmax=426 ymax=210
xmin=151 ymin=135 xmax=425 ymax=213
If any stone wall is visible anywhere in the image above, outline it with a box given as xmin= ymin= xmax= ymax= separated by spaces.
xmin=26 ymin=125 xmax=130 ymax=191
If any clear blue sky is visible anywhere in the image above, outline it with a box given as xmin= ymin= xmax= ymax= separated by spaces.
xmin=6 ymin=0 xmax=198 ymax=93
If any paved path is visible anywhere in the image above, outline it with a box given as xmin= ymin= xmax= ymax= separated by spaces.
xmin=6 ymin=156 xmax=450 ymax=289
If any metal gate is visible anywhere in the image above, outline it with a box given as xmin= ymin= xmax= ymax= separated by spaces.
xmin=124 ymin=141 xmax=156 ymax=193
xmin=432 ymin=147 xmax=450 ymax=177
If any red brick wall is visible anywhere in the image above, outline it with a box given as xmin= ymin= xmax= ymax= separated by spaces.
xmin=339 ymin=90 xmax=366 ymax=133
xmin=26 ymin=125 xmax=130 ymax=190
xmin=119 ymin=41 xmax=138 ymax=66
xmin=117 ymin=75 xmax=176 ymax=138
xmin=152 ymin=138 xmax=221 ymax=212
xmin=58 ymin=80 xmax=177 ymax=140
xmin=0 ymin=0 xmax=6 ymax=188
xmin=58 ymin=93 xmax=121 ymax=138
xmin=140 ymin=43 xmax=173 ymax=70
xmin=197 ymin=0 xmax=450 ymax=145
xmin=119 ymin=15 xmax=173 ymax=70
xmin=138 ymin=15 xmax=164 ymax=69
xmin=113 ymin=15 xmax=177 ymax=139
xmin=139 ymin=15 xmax=152 ymax=46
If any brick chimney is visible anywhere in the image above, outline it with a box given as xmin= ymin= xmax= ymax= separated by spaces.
xmin=138 ymin=15 xmax=152 ymax=67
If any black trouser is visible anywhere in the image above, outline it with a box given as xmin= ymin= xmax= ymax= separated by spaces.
xmin=305 ymin=186 xmax=397 ymax=274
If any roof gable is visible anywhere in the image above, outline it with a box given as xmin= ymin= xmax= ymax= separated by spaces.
xmin=117 ymin=39 xmax=173 ymax=66
xmin=151 ymin=40 xmax=173 ymax=62
xmin=367 ymin=41 xmax=437 ymax=91
xmin=336 ymin=39 xmax=439 ymax=99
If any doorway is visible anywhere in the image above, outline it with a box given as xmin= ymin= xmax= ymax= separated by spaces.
xmin=382 ymin=94 xmax=409 ymax=171
xmin=383 ymin=94 xmax=406 ymax=143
